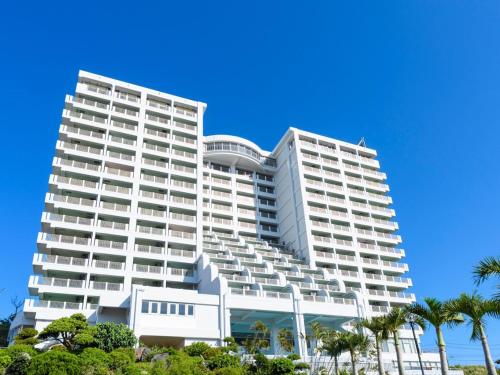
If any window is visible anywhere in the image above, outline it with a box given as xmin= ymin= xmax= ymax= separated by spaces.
xmin=151 ymin=302 xmax=158 ymax=314
xmin=141 ymin=300 xmax=194 ymax=316
xmin=170 ymin=304 xmax=177 ymax=314
xmin=160 ymin=302 xmax=168 ymax=314
xmin=178 ymin=304 xmax=186 ymax=315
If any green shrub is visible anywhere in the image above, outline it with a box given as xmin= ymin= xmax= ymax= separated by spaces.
xmin=164 ymin=352 xmax=209 ymax=375
xmin=109 ymin=348 xmax=135 ymax=370
xmin=79 ymin=347 xmax=110 ymax=374
xmin=14 ymin=328 xmax=39 ymax=346
xmin=4 ymin=344 xmax=38 ymax=359
xmin=293 ymin=361 xmax=309 ymax=369
xmin=267 ymin=358 xmax=295 ymax=375
xmin=5 ymin=352 xmax=31 ymax=375
xmin=0 ymin=351 xmax=13 ymax=369
xmin=206 ymin=353 xmax=240 ymax=370
xmin=27 ymin=351 xmax=80 ymax=375
xmin=286 ymin=353 xmax=300 ymax=361
xmin=212 ymin=368 xmax=246 ymax=375
xmin=184 ymin=342 xmax=211 ymax=358
xmin=93 ymin=323 xmax=137 ymax=353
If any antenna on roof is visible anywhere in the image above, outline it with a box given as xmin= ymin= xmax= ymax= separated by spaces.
xmin=358 ymin=137 xmax=366 ymax=147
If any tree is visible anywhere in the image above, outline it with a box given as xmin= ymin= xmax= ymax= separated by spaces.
xmin=242 ymin=320 xmax=269 ymax=354
xmin=277 ymin=328 xmax=294 ymax=354
xmin=474 ymin=256 xmax=500 ymax=300
xmin=38 ymin=313 xmax=95 ymax=351
xmin=357 ymin=316 xmax=388 ymax=375
xmin=407 ymin=298 xmax=464 ymax=375
xmin=341 ymin=331 xmax=371 ymax=375
xmin=447 ymin=293 xmax=500 ymax=375
xmin=93 ymin=322 xmax=137 ymax=352
xmin=320 ymin=330 xmax=347 ymax=375
xmin=14 ymin=328 xmax=39 ymax=345
xmin=384 ymin=308 xmax=410 ymax=375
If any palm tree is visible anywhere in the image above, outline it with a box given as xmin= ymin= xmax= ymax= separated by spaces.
xmin=407 ymin=298 xmax=464 ymax=375
xmin=341 ymin=331 xmax=371 ymax=375
xmin=320 ymin=329 xmax=346 ymax=375
xmin=474 ymin=256 xmax=500 ymax=300
xmin=447 ymin=293 xmax=500 ymax=375
xmin=357 ymin=316 xmax=388 ymax=375
xmin=384 ymin=307 xmax=409 ymax=375
xmin=277 ymin=327 xmax=294 ymax=354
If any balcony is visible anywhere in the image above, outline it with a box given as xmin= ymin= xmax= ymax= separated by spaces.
xmin=100 ymin=201 xmax=130 ymax=212
xmin=62 ymin=124 xmax=105 ymax=140
xmin=34 ymin=276 xmax=85 ymax=289
xmin=55 ymin=157 xmax=101 ymax=172
xmin=43 ymin=212 xmax=93 ymax=227
xmin=94 ymin=239 xmax=127 ymax=251
xmin=38 ymin=233 xmax=90 ymax=247
xmin=133 ymin=264 xmax=164 ymax=274
xmin=51 ymin=175 xmax=98 ymax=190
xmin=58 ymin=141 xmax=103 ymax=156
xmin=98 ymin=220 xmax=128 ymax=231
xmin=135 ymin=244 xmax=165 ymax=255
xmin=48 ymin=193 xmax=96 ymax=208
xmin=92 ymin=259 xmax=125 ymax=271
xmin=33 ymin=253 xmax=88 ymax=267
xmin=89 ymin=281 xmax=124 ymax=291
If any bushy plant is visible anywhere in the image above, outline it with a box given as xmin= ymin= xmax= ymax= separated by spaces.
xmin=14 ymin=328 xmax=39 ymax=345
xmin=27 ymin=351 xmax=80 ymax=375
xmin=267 ymin=357 xmax=295 ymax=375
xmin=184 ymin=342 xmax=211 ymax=358
xmin=212 ymin=367 xmax=246 ymax=375
xmin=206 ymin=353 xmax=240 ymax=370
xmin=93 ymin=322 xmax=137 ymax=353
xmin=164 ymin=352 xmax=209 ymax=375
xmin=286 ymin=353 xmax=300 ymax=361
xmin=79 ymin=347 xmax=110 ymax=374
xmin=5 ymin=352 xmax=31 ymax=375
xmin=4 ymin=344 xmax=38 ymax=359
xmin=0 ymin=351 xmax=13 ymax=369
xmin=109 ymin=348 xmax=135 ymax=370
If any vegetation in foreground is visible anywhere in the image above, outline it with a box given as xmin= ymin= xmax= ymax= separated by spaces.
xmin=0 ymin=257 xmax=498 ymax=375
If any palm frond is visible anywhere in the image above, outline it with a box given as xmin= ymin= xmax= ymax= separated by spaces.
xmin=473 ymin=256 xmax=500 ymax=285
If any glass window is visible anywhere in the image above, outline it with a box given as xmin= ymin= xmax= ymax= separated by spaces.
xmin=160 ymin=303 xmax=168 ymax=314
xmin=178 ymin=304 xmax=186 ymax=315
xmin=141 ymin=301 xmax=149 ymax=313
xmin=187 ymin=305 xmax=194 ymax=316
xmin=170 ymin=304 xmax=177 ymax=314
xmin=151 ymin=302 xmax=158 ymax=314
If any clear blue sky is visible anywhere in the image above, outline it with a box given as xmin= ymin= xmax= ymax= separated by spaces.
xmin=1 ymin=0 xmax=499 ymax=364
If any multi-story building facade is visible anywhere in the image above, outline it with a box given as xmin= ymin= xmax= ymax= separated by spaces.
xmin=11 ymin=71 xmax=440 ymax=372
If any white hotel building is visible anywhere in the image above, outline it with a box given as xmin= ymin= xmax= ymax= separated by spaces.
xmin=11 ymin=71 xmax=441 ymax=371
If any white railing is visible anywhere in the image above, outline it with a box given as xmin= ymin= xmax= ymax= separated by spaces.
xmin=108 ymin=151 xmax=135 ymax=162
xmin=100 ymin=201 xmax=130 ymax=212
xmin=144 ymin=127 xmax=169 ymax=139
xmin=169 ymin=230 xmax=195 ymax=240
xmin=136 ymin=225 xmax=165 ymax=235
xmin=93 ymin=259 xmax=125 ymax=270
xmin=56 ymin=157 xmax=101 ymax=172
xmin=37 ymin=277 xmax=84 ymax=288
xmin=53 ymin=175 xmax=98 ymax=189
xmin=230 ymin=288 xmax=258 ymax=296
xmin=105 ymin=167 xmax=133 ymax=178
xmin=37 ymin=254 xmax=87 ymax=267
xmin=113 ymin=105 xmax=139 ymax=117
xmin=95 ymin=239 xmax=127 ymax=250
xmin=140 ymin=190 xmax=166 ymax=200
xmin=103 ymin=184 xmax=132 ymax=195
xmin=111 ymin=120 xmax=137 ymax=131
xmin=170 ymin=196 xmax=196 ymax=206
xmin=138 ymin=207 xmax=166 ymax=218
xmin=60 ymin=141 xmax=103 ymax=155
xmin=40 ymin=233 xmax=90 ymax=246
xmin=89 ymin=281 xmax=123 ymax=291
xmin=68 ymin=110 xmax=107 ymax=124
xmin=168 ymin=268 xmax=194 ymax=277
xmin=63 ymin=125 xmax=105 ymax=139
xmin=44 ymin=212 xmax=92 ymax=226
xmin=50 ymin=193 xmax=95 ymax=207
xmin=141 ymin=173 xmax=166 ymax=184
xmin=134 ymin=264 xmax=163 ymax=274
xmin=142 ymin=158 xmax=167 ymax=168
xmin=98 ymin=220 xmax=128 ymax=231
xmin=135 ymin=244 xmax=164 ymax=255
